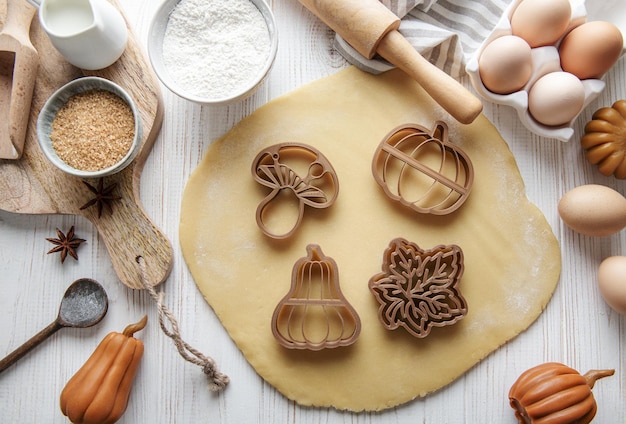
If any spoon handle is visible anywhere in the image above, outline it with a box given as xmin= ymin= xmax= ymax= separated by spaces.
xmin=0 ymin=320 xmax=62 ymax=373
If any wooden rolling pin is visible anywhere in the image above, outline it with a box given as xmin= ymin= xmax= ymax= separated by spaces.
xmin=298 ymin=0 xmax=483 ymax=124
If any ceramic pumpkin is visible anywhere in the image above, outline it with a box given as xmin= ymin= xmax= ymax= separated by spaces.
xmin=581 ymin=100 xmax=626 ymax=179
xmin=508 ymin=362 xmax=614 ymax=424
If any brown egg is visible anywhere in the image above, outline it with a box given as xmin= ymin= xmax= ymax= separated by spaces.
xmin=478 ymin=35 xmax=533 ymax=94
xmin=511 ymin=0 xmax=571 ymax=47
xmin=559 ymin=21 xmax=624 ymax=80
xmin=597 ymin=256 xmax=626 ymax=315
xmin=558 ymin=184 xmax=626 ymax=236
xmin=528 ymin=72 xmax=585 ymax=126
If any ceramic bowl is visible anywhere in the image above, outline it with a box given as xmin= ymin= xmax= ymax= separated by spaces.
xmin=466 ymin=0 xmax=626 ymax=142
xmin=147 ymin=0 xmax=278 ymax=105
xmin=37 ymin=76 xmax=142 ymax=178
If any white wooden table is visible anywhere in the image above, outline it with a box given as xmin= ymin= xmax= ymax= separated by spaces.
xmin=1 ymin=0 xmax=625 ymax=422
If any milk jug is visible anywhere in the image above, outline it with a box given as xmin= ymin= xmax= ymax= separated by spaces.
xmin=39 ymin=0 xmax=127 ymax=70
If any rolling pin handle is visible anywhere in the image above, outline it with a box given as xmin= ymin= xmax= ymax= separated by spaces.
xmin=377 ymin=30 xmax=483 ymax=124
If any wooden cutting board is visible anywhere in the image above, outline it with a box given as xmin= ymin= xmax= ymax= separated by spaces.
xmin=0 ymin=0 xmax=173 ymax=289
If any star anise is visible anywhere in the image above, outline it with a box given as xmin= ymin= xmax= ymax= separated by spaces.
xmin=79 ymin=178 xmax=122 ymax=218
xmin=46 ymin=226 xmax=86 ymax=264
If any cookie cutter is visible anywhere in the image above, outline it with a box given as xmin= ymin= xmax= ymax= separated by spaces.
xmin=372 ymin=121 xmax=474 ymax=215
xmin=368 ymin=238 xmax=468 ymax=338
xmin=271 ymin=244 xmax=361 ymax=350
xmin=251 ymin=143 xmax=339 ymax=239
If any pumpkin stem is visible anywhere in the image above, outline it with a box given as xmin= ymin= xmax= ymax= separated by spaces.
xmin=583 ymin=369 xmax=615 ymax=389
xmin=123 ymin=315 xmax=148 ymax=337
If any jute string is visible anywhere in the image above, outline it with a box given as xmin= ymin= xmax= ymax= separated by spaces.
xmin=136 ymin=256 xmax=229 ymax=392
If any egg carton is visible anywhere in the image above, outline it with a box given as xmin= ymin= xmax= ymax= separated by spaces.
xmin=466 ymin=0 xmax=626 ymax=142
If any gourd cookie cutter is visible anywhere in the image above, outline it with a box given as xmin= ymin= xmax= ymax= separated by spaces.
xmin=372 ymin=121 xmax=474 ymax=215
xmin=251 ymin=143 xmax=339 ymax=239
xmin=368 ymin=238 xmax=468 ymax=338
xmin=272 ymin=244 xmax=361 ymax=350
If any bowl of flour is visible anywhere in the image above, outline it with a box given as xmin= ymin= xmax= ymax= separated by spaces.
xmin=148 ymin=0 xmax=278 ymax=105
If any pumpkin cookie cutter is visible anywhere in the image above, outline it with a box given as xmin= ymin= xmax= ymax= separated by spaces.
xmin=372 ymin=121 xmax=474 ymax=215
xmin=252 ymin=143 xmax=339 ymax=239
xmin=368 ymin=238 xmax=468 ymax=338
xmin=271 ymin=244 xmax=361 ymax=350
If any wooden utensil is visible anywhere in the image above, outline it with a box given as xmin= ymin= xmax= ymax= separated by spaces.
xmin=0 ymin=278 xmax=108 ymax=373
xmin=298 ymin=0 xmax=483 ymax=125
xmin=0 ymin=0 xmax=38 ymax=159
xmin=0 ymin=0 xmax=173 ymax=289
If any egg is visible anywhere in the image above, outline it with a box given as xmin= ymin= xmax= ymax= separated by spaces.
xmin=559 ymin=21 xmax=624 ymax=80
xmin=510 ymin=0 xmax=571 ymax=47
xmin=478 ymin=35 xmax=533 ymax=94
xmin=597 ymin=256 xmax=626 ymax=315
xmin=528 ymin=72 xmax=585 ymax=126
xmin=558 ymin=184 xmax=626 ymax=237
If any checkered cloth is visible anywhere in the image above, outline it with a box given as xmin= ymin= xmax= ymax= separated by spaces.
xmin=335 ymin=0 xmax=514 ymax=77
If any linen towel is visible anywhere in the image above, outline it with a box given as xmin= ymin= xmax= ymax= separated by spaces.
xmin=334 ymin=0 xmax=514 ymax=77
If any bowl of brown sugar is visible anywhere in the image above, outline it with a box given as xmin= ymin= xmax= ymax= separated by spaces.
xmin=37 ymin=76 xmax=142 ymax=178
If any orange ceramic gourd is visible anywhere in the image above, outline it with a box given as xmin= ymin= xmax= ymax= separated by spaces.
xmin=508 ymin=362 xmax=614 ymax=424
xmin=581 ymin=100 xmax=626 ymax=179
xmin=60 ymin=316 xmax=147 ymax=424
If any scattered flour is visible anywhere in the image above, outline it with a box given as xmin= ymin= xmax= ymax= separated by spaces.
xmin=162 ymin=0 xmax=271 ymax=99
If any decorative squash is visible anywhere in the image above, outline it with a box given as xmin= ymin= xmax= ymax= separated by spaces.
xmin=60 ymin=316 xmax=148 ymax=424
xmin=581 ymin=100 xmax=626 ymax=179
xmin=509 ymin=362 xmax=614 ymax=424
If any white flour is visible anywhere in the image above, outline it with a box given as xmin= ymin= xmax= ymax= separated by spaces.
xmin=162 ymin=0 xmax=271 ymax=100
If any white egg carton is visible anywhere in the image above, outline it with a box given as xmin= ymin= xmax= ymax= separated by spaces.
xmin=466 ymin=0 xmax=626 ymax=142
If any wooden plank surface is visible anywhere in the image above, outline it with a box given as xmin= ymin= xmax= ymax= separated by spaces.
xmin=0 ymin=0 xmax=624 ymax=422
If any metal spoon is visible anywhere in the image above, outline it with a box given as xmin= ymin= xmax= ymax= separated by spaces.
xmin=0 ymin=278 xmax=108 ymax=373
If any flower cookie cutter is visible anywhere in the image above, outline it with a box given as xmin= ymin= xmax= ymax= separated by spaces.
xmin=372 ymin=121 xmax=474 ymax=215
xmin=272 ymin=244 xmax=361 ymax=350
xmin=369 ymin=238 xmax=468 ymax=338
xmin=252 ymin=143 xmax=339 ymax=239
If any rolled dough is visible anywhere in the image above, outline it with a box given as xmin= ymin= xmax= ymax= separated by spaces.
xmin=180 ymin=67 xmax=561 ymax=411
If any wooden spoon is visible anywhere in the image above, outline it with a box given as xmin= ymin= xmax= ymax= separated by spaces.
xmin=0 ymin=278 xmax=108 ymax=373
xmin=0 ymin=0 xmax=38 ymax=159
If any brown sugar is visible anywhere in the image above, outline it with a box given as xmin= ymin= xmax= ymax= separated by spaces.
xmin=50 ymin=89 xmax=135 ymax=172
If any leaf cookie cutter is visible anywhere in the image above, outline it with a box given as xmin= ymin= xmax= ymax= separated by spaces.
xmin=372 ymin=121 xmax=474 ymax=215
xmin=252 ymin=143 xmax=339 ymax=239
xmin=368 ymin=238 xmax=468 ymax=338
xmin=271 ymin=244 xmax=361 ymax=350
